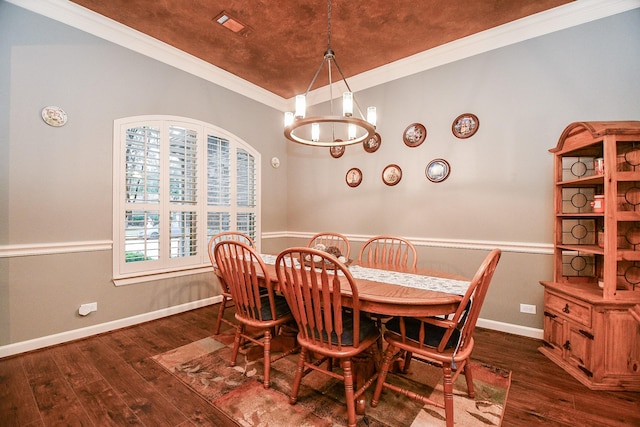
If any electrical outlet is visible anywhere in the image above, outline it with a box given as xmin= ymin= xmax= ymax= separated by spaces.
xmin=520 ymin=303 xmax=536 ymax=314
xmin=79 ymin=302 xmax=98 ymax=316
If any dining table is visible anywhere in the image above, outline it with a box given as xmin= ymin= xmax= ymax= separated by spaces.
xmin=257 ymin=254 xmax=472 ymax=414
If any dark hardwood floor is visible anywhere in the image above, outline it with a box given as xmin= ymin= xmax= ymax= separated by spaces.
xmin=1 ymin=305 xmax=639 ymax=426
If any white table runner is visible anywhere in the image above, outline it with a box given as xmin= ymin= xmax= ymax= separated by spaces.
xmin=261 ymin=254 xmax=470 ymax=296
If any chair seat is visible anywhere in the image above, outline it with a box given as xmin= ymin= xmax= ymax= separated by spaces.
xmin=256 ymin=294 xmax=291 ymax=320
xmin=304 ymin=310 xmax=378 ymax=347
xmin=385 ymin=316 xmax=461 ymax=350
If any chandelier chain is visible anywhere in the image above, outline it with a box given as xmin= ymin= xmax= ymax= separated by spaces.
xmin=327 ymin=0 xmax=332 ymax=49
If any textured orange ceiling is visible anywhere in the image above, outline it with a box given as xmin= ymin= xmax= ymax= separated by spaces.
xmin=70 ymin=0 xmax=572 ymax=99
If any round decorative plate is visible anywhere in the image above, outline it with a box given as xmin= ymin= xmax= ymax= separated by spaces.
xmin=452 ymin=113 xmax=479 ymax=139
xmin=363 ymin=132 xmax=381 ymax=153
xmin=382 ymin=164 xmax=402 ymax=186
xmin=330 ymin=141 xmax=345 ymax=158
xmin=346 ymin=168 xmax=362 ymax=187
xmin=41 ymin=106 xmax=68 ymax=127
xmin=403 ymin=123 xmax=426 ymax=147
xmin=425 ymin=159 xmax=451 ymax=183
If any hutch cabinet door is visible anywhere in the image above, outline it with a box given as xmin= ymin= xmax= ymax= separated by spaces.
xmin=565 ymin=323 xmax=594 ymax=377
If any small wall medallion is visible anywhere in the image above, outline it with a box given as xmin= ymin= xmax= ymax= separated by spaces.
xmin=41 ymin=106 xmax=68 ymax=127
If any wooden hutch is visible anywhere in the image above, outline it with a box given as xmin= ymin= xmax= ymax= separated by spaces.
xmin=540 ymin=121 xmax=640 ymax=391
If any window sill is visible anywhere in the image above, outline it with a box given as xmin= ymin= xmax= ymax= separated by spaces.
xmin=113 ymin=266 xmax=213 ymax=286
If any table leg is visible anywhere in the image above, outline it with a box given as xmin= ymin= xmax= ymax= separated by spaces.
xmin=352 ymin=349 xmax=377 ymax=415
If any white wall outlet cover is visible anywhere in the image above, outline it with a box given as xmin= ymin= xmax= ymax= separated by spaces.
xmin=271 ymin=157 xmax=280 ymax=168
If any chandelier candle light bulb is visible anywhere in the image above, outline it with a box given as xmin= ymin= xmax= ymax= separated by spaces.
xmin=343 ymin=92 xmax=353 ymax=117
xmin=367 ymin=106 xmax=377 ymax=127
xmin=348 ymin=124 xmax=356 ymax=140
xmin=284 ymin=111 xmax=294 ymax=127
xmin=295 ymin=95 xmax=306 ymax=118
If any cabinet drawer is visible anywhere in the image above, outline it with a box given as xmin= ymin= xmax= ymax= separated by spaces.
xmin=545 ymin=291 xmax=592 ymax=328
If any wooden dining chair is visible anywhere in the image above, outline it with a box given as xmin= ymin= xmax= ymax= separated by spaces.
xmin=358 ymin=235 xmax=418 ymax=343
xmin=358 ymin=235 xmax=417 ymax=270
xmin=214 ymin=240 xmax=295 ymax=388
xmin=307 ymin=231 xmax=351 ymax=260
xmin=275 ymin=247 xmax=381 ymax=427
xmin=371 ymin=249 xmax=501 ymax=427
xmin=208 ymin=231 xmax=256 ymax=334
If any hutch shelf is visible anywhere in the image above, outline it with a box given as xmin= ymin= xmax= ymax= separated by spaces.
xmin=540 ymin=121 xmax=640 ymax=391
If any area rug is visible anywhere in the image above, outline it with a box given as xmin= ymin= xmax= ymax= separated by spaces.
xmin=152 ymin=334 xmax=510 ymax=426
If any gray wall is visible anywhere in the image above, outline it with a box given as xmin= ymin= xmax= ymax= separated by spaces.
xmin=0 ymin=2 xmax=287 ymax=345
xmin=284 ymin=9 xmax=640 ymax=329
xmin=1 ymin=1 xmax=639 ymax=347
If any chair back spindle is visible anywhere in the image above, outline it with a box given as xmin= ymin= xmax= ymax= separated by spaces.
xmin=358 ymin=235 xmax=417 ymax=270
xmin=307 ymin=232 xmax=351 ymax=260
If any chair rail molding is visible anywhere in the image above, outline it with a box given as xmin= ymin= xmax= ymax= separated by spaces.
xmin=0 ymin=234 xmax=553 ymax=258
xmin=0 ymin=240 xmax=112 ymax=258
xmin=271 ymin=232 xmax=553 ymax=255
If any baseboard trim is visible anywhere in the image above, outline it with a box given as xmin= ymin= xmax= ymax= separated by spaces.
xmin=1 ymin=301 xmax=541 ymax=358
xmin=0 ymin=296 xmax=222 ymax=359
xmin=477 ymin=318 xmax=543 ymax=340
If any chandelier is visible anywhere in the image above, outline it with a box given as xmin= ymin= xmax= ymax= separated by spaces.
xmin=283 ymin=0 xmax=377 ymax=147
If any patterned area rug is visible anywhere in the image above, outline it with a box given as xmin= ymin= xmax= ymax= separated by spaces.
xmin=152 ymin=333 xmax=510 ymax=426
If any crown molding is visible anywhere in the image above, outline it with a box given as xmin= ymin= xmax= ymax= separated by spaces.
xmin=6 ymin=0 xmax=640 ymax=112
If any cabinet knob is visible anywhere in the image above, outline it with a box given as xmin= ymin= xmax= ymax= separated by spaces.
xmin=562 ymin=303 xmax=570 ymax=314
xmin=563 ymin=340 xmax=571 ymax=351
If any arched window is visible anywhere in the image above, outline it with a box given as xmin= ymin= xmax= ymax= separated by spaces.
xmin=112 ymin=116 xmax=260 ymax=284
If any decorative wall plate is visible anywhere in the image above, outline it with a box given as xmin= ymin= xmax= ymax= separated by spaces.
xmin=452 ymin=113 xmax=479 ymax=138
xmin=363 ymin=132 xmax=381 ymax=153
xmin=346 ymin=168 xmax=362 ymax=187
xmin=403 ymin=123 xmax=426 ymax=147
xmin=41 ymin=106 xmax=68 ymax=127
xmin=382 ymin=164 xmax=402 ymax=186
xmin=426 ymin=159 xmax=451 ymax=183
xmin=330 ymin=144 xmax=345 ymax=158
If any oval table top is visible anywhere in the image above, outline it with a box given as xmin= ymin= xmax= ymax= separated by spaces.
xmin=262 ymin=259 xmax=470 ymax=318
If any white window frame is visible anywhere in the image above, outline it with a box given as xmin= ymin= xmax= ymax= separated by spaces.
xmin=112 ymin=115 xmax=261 ymax=285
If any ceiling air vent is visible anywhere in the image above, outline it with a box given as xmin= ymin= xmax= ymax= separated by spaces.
xmin=213 ymin=11 xmax=252 ymax=37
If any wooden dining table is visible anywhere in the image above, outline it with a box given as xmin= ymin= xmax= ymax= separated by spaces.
xmin=258 ymin=255 xmax=471 ymax=414
xmin=262 ymin=259 xmax=469 ymax=317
